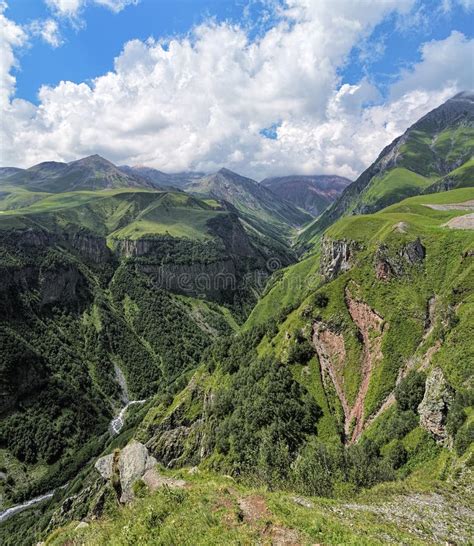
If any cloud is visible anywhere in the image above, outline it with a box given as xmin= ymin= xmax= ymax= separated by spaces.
xmin=0 ymin=1 xmax=27 ymax=108
xmin=28 ymin=18 xmax=63 ymax=47
xmin=46 ymin=0 xmax=139 ymax=18
xmin=0 ymin=0 xmax=471 ymax=179
xmin=391 ymin=31 xmax=474 ymax=97
xmin=442 ymin=0 xmax=474 ymax=12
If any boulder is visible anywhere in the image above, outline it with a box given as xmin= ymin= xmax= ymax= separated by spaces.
xmin=118 ymin=441 xmax=157 ymax=502
xmin=94 ymin=453 xmax=114 ymax=481
xmin=93 ymin=441 xmax=158 ymax=503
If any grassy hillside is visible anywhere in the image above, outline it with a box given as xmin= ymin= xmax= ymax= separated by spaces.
xmin=358 ymin=168 xmax=433 ymax=211
xmin=22 ymin=188 xmax=473 ymax=546
xmin=139 ymin=188 xmax=473 ymax=489
xmin=29 ymin=182 xmax=473 ymax=544
xmin=0 ymin=188 xmax=227 ymax=240
xmin=41 ymin=464 xmax=473 ymax=546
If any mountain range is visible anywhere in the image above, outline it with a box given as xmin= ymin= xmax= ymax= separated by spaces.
xmin=261 ymin=174 xmax=351 ymax=216
xmin=0 ymin=93 xmax=473 ymax=546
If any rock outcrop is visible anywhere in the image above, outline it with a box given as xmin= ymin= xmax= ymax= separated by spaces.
xmin=402 ymin=238 xmax=426 ymax=265
xmin=95 ymin=441 xmax=157 ymax=503
xmin=143 ymin=377 xmax=215 ymax=468
xmin=320 ymin=237 xmax=362 ymax=281
xmin=118 ymin=442 xmax=158 ymax=502
xmin=94 ymin=453 xmax=114 ymax=481
xmin=375 ymin=238 xmax=426 ymax=280
xmin=418 ymin=368 xmax=454 ymax=443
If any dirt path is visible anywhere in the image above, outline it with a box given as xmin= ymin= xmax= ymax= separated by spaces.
xmin=444 ymin=212 xmax=474 ymax=229
xmin=422 ymin=201 xmax=474 ymax=230
xmin=237 ymin=495 xmax=301 ymax=545
xmin=423 ymin=200 xmax=474 ymax=211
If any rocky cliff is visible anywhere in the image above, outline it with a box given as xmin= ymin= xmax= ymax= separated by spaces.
xmin=320 ymin=237 xmax=362 ymax=281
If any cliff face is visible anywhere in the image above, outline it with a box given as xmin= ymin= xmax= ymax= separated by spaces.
xmin=3 ymin=229 xmax=111 ymax=263
xmin=374 ymin=238 xmax=426 ymax=280
xmin=139 ymin=260 xmax=238 ymax=300
xmin=108 ymin=212 xmax=275 ymax=301
xmin=1 ymin=211 xmax=271 ymax=305
xmin=69 ymin=232 xmax=111 ymax=263
xmin=418 ymin=368 xmax=454 ymax=444
xmin=320 ymin=237 xmax=362 ymax=281
xmin=0 ymin=230 xmax=108 ymax=312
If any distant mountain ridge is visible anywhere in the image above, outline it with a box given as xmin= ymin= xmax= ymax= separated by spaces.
xmin=261 ymin=174 xmax=351 ymax=216
xmin=119 ymin=165 xmax=206 ymax=189
xmin=0 ymin=154 xmax=155 ymax=193
xmin=187 ymin=168 xmax=313 ymax=242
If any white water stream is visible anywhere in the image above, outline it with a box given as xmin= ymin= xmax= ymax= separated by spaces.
xmin=0 ymin=482 xmax=69 ymax=524
xmin=109 ymin=363 xmax=146 ymax=434
xmin=0 ymin=491 xmax=55 ymax=523
xmin=110 ymin=399 xmax=146 ymax=434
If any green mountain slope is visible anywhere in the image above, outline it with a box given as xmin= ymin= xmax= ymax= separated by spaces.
xmin=299 ymin=92 xmax=474 ymax=247
xmin=0 ymin=188 xmax=227 ymax=239
xmin=187 ymin=168 xmax=313 ymax=242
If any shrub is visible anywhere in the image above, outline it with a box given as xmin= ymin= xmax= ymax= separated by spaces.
xmin=395 ymin=371 xmax=426 ymax=411
xmin=385 ymin=440 xmax=408 ymax=469
xmin=292 ymin=441 xmax=342 ymax=497
xmin=314 ymin=293 xmax=329 ymax=308
xmin=132 ymin=479 xmax=148 ymax=498
xmin=454 ymin=423 xmax=474 ymax=455
xmin=447 ymin=389 xmax=473 ymax=437
xmin=287 ymin=339 xmax=314 ymax=365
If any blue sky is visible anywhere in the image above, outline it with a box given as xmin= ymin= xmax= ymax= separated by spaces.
xmin=1 ymin=1 xmax=473 ymax=177
xmin=10 ymin=1 xmax=255 ymax=103
xmin=8 ymin=0 xmax=472 ymax=104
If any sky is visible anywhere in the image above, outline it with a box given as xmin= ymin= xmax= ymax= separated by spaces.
xmin=0 ymin=0 xmax=473 ymax=180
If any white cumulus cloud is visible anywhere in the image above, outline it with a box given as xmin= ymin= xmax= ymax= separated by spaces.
xmin=46 ymin=0 xmax=139 ymax=18
xmin=0 ymin=1 xmax=27 ymax=108
xmin=0 ymin=0 xmax=472 ymax=180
